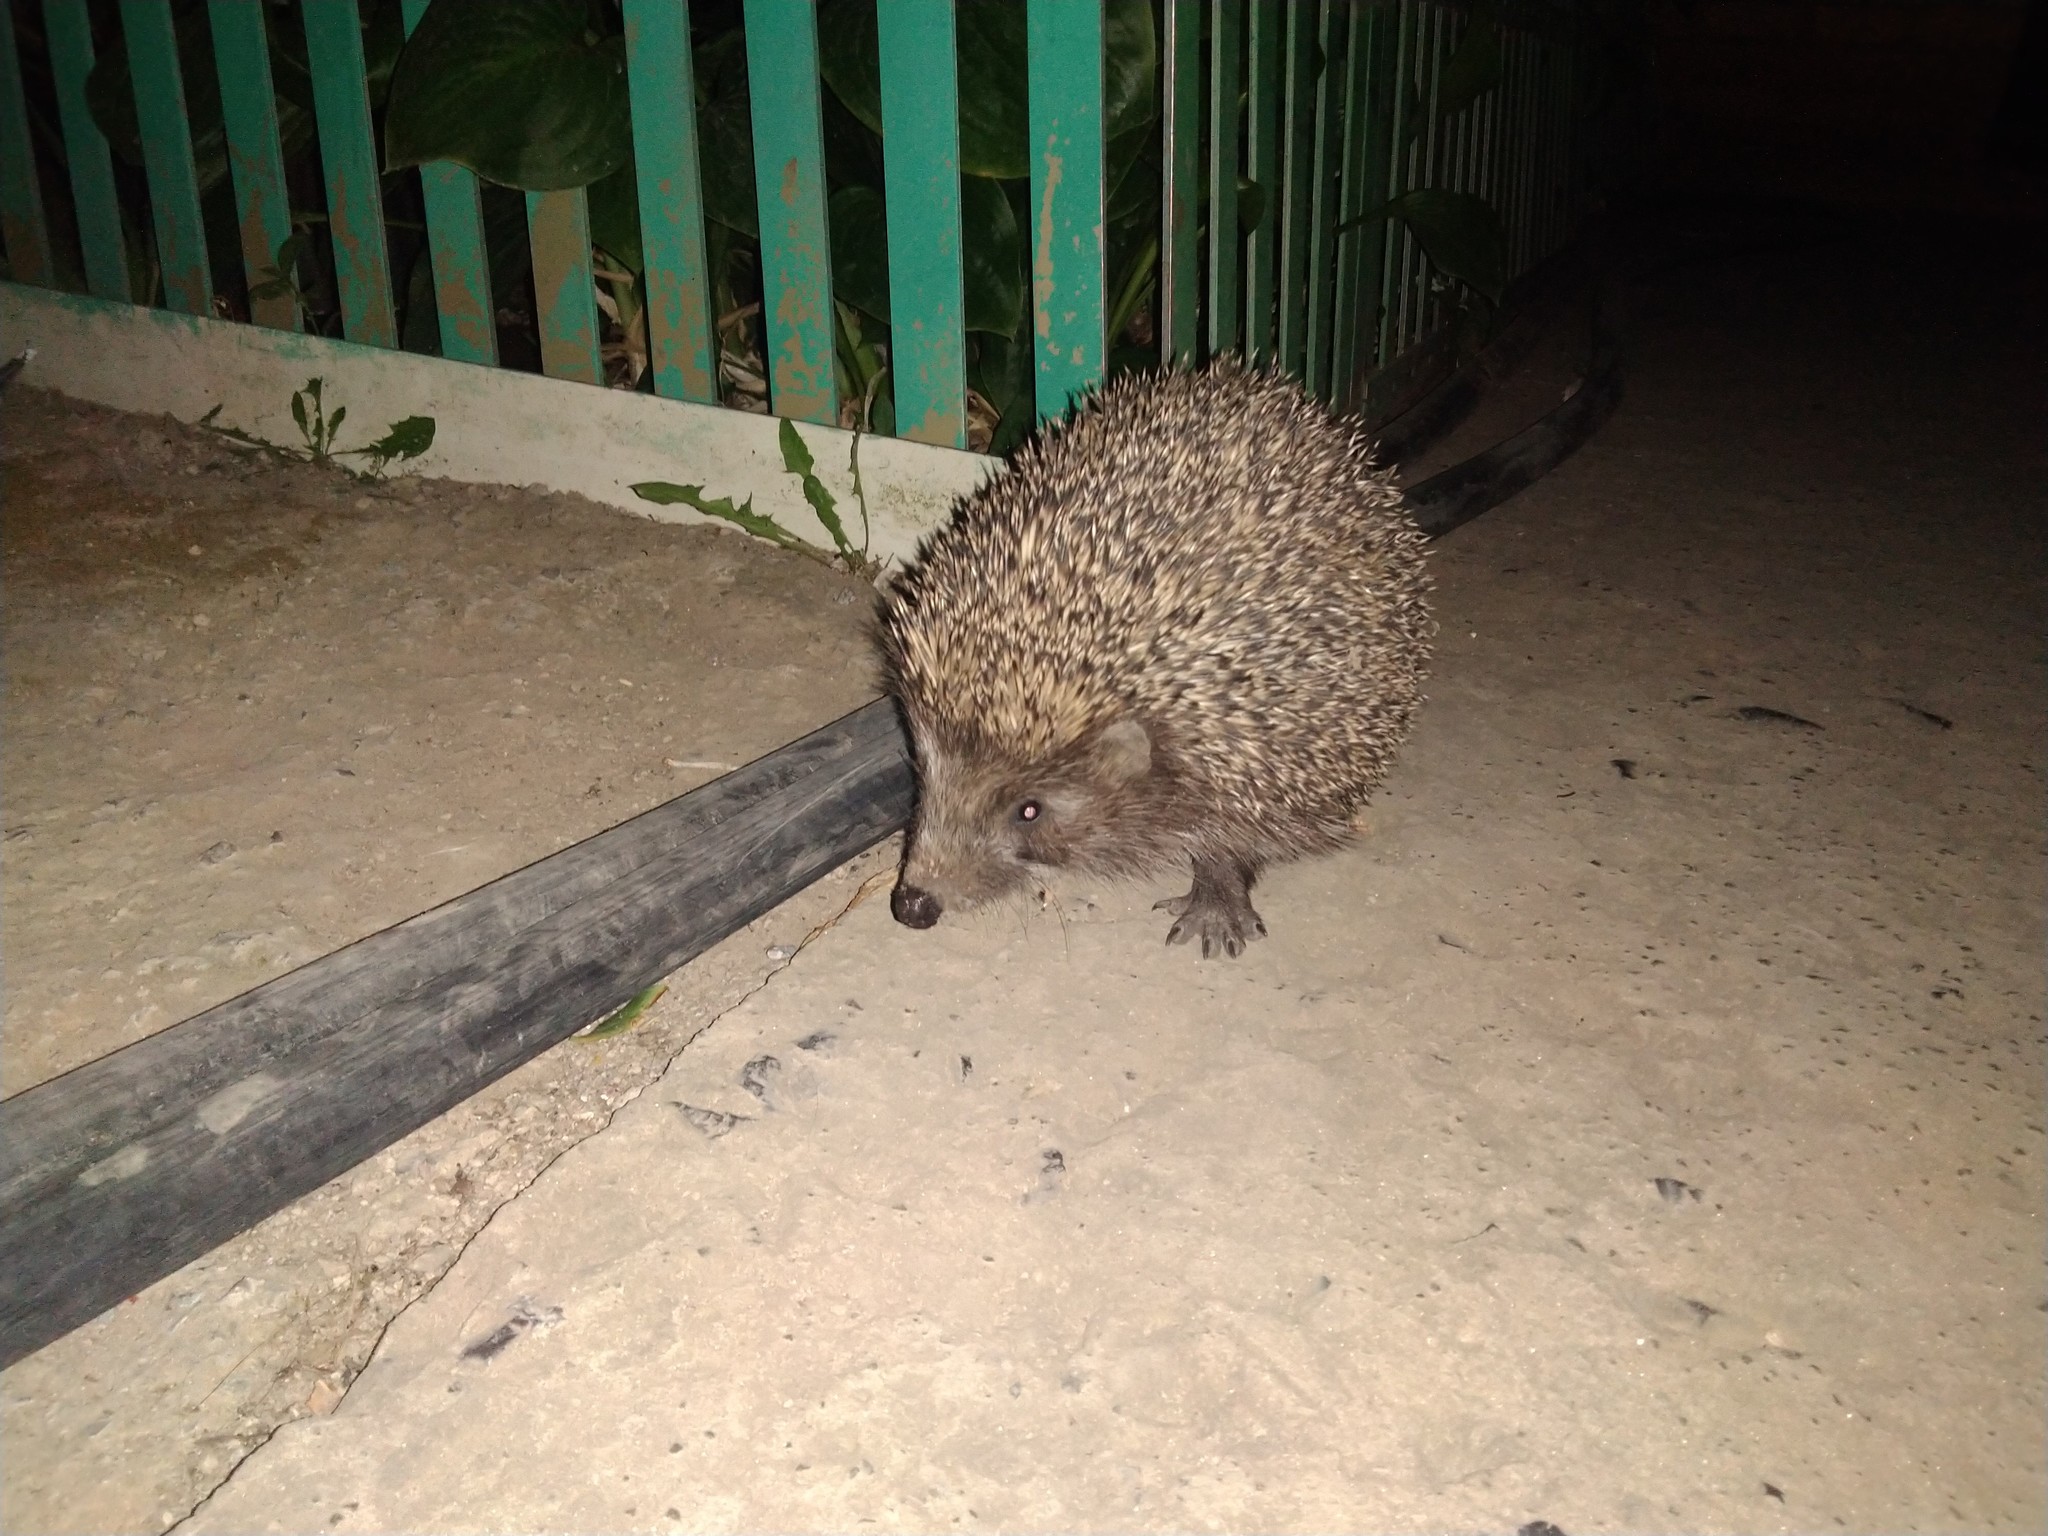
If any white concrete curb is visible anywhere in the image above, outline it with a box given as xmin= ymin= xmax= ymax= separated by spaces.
xmin=1 ymin=282 xmax=997 ymax=571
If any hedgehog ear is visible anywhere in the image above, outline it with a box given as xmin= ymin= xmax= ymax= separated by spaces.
xmin=1092 ymin=717 xmax=1152 ymax=781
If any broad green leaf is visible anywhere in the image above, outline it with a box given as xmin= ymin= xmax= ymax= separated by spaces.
xmin=828 ymin=178 xmax=1022 ymax=338
xmin=827 ymin=185 xmax=890 ymax=324
xmin=960 ymin=175 xmax=1024 ymax=336
xmin=1434 ymin=3 xmax=1503 ymax=122
xmin=384 ymin=0 xmax=630 ymax=190
xmin=694 ymin=29 xmax=760 ymax=236
xmin=585 ymin=154 xmax=644 ymax=273
xmin=1236 ymin=175 xmax=1268 ymax=234
xmin=1342 ymin=188 xmax=1507 ymax=301
xmin=953 ymin=0 xmax=1158 ymax=179
xmin=361 ymin=415 xmax=437 ymax=462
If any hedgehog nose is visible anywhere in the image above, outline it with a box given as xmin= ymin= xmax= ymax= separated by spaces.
xmin=890 ymin=881 xmax=942 ymax=929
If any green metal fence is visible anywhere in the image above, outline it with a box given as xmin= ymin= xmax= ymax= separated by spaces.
xmin=1 ymin=1 xmax=1583 ymax=453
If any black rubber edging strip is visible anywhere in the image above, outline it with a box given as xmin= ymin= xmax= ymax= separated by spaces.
xmin=0 ymin=702 xmax=913 ymax=1369
xmin=1405 ymin=280 xmax=1624 ymax=540
xmin=0 ymin=297 xmax=1624 ymax=1369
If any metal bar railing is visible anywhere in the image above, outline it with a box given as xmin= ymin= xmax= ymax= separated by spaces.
xmin=0 ymin=0 xmax=51 ymax=287
xmin=407 ymin=0 xmax=498 ymax=365
xmin=1025 ymin=0 xmax=1106 ymax=421
xmin=303 ymin=0 xmax=396 ymax=346
xmin=0 ymin=2 xmax=1589 ymax=449
xmin=876 ymin=0 xmax=967 ymax=447
xmin=743 ymin=0 xmax=834 ymax=424
xmin=119 ymin=0 xmax=209 ymax=314
xmin=209 ymin=0 xmax=297 ymax=333
xmin=43 ymin=1 xmax=128 ymax=302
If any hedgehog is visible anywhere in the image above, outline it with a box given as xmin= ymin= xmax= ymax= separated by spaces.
xmin=875 ymin=355 xmax=1433 ymax=958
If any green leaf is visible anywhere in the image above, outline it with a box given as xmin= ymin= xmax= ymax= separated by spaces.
xmin=960 ymin=175 xmax=1024 ymax=336
xmin=953 ymin=0 xmax=1157 ymax=179
xmin=780 ymin=418 xmax=854 ymax=557
xmin=384 ymin=0 xmax=630 ymax=190
xmin=631 ymin=482 xmax=811 ymax=555
xmin=585 ymin=153 xmax=644 ymax=273
xmin=694 ymin=29 xmax=759 ymax=236
xmin=359 ymin=415 xmax=437 ymax=463
xmin=1434 ymin=3 xmax=1503 ymax=123
xmin=325 ymin=404 xmax=347 ymax=453
xmin=827 ymin=185 xmax=890 ymax=324
xmin=576 ymin=983 xmax=666 ymax=1040
xmin=290 ymin=389 xmax=310 ymax=440
xmin=1236 ymin=175 xmax=1268 ymax=234
xmin=1342 ymin=189 xmax=1507 ymax=302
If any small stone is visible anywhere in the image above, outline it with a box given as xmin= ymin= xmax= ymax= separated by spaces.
xmin=200 ymin=841 xmax=235 ymax=865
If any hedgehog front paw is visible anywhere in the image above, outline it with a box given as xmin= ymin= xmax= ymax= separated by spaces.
xmin=1155 ymin=854 xmax=1267 ymax=958
xmin=1155 ymin=890 xmax=1267 ymax=958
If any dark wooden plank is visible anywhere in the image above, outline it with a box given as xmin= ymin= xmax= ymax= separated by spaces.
xmin=0 ymin=699 xmax=913 ymax=1369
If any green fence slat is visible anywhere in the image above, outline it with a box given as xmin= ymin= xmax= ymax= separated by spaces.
xmin=1376 ymin=0 xmax=1413 ymax=365
xmin=1206 ymin=0 xmax=1240 ymax=358
xmin=1275 ymin=0 xmax=1313 ymax=376
xmin=1241 ymin=0 xmax=1280 ymax=363
xmin=119 ymin=0 xmax=208 ymax=313
xmin=876 ymin=0 xmax=965 ymax=447
xmin=1026 ymin=0 xmax=1104 ymax=419
xmin=208 ymin=0 xmax=297 ymax=331
xmin=1329 ymin=0 xmax=1383 ymax=402
xmin=44 ymin=0 xmax=128 ymax=300
xmin=623 ymin=0 xmax=712 ymax=401
xmin=743 ymin=0 xmax=834 ymax=425
xmin=0 ymin=0 xmax=53 ymax=286
xmin=1159 ymin=0 xmax=1198 ymax=368
xmin=1302 ymin=0 xmax=1342 ymax=401
xmin=403 ymin=0 xmax=495 ymax=365
xmin=527 ymin=188 xmax=603 ymax=384
xmin=303 ymin=0 xmax=395 ymax=347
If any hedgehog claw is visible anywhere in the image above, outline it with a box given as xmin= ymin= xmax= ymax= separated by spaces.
xmin=1156 ymin=857 xmax=1266 ymax=958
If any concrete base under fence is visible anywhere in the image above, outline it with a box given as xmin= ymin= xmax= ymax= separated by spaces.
xmin=0 ymin=283 xmax=995 ymax=570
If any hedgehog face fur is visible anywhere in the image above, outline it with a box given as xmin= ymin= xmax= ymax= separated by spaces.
xmin=876 ymin=356 xmax=1433 ymax=957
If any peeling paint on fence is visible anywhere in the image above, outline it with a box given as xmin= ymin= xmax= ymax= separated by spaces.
xmin=304 ymin=0 xmax=396 ymax=348
xmin=404 ymin=0 xmax=496 ymax=366
xmin=744 ymin=0 xmax=836 ymax=425
xmin=1025 ymin=0 xmax=1105 ymax=422
xmin=120 ymin=0 xmax=209 ymax=315
xmin=527 ymin=190 xmax=604 ymax=385
xmin=211 ymin=0 xmax=300 ymax=333
xmin=624 ymin=0 xmax=717 ymax=404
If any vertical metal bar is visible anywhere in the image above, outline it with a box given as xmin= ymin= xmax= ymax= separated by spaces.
xmin=43 ymin=0 xmax=128 ymax=300
xmin=876 ymin=0 xmax=965 ymax=445
xmin=1242 ymin=0 xmax=1281 ymax=364
xmin=1159 ymin=0 xmax=1198 ymax=368
xmin=1392 ymin=3 xmax=1424 ymax=353
xmin=208 ymin=0 xmax=297 ymax=330
xmin=303 ymin=0 xmax=396 ymax=346
xmin=1274 ymin=0 xmax=1312 ymax=376
xmin=1026 ymin=0 xmax=1104 ymax=419
xmin=744 ymin=0 xmax=835 ymax=424
xmin=1302 ymin=0 xmax=1342 ymax=401
xmin=1507 ymin=30 xmax=1523 ymax=276
xmin=526 ymin=189 xmax=603 ymax=383
xmin=1375 ymin=0 xmax=1413 ymax=367
xmin=623 ymin=0 xmax=711 ymax=398
xmin=1415 ymin=3 xmax=1448 ymax=346
xmin=1206 ymin=0 xmax=1241 ymax=358
xmin=404 ymin=0 xmax=496 ymax=365
xmin=0 ymin=0 xmax=53 ymax=286
xmin=1328 ymin=0 xmax=1375 ymax=404
xmin=120 ymin=0 xmax=209 ymax=313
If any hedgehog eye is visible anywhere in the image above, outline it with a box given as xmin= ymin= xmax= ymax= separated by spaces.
xmin=1013 ymin=798 xmax=1043 ymax=825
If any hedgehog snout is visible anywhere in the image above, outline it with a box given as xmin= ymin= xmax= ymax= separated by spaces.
xmin=890 ymin=880 xmax=943 ymax=929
